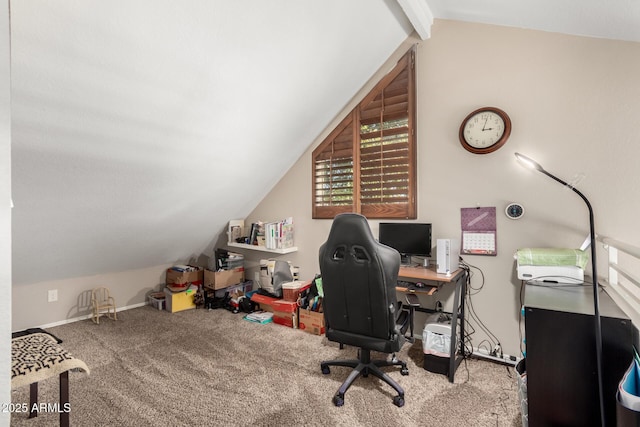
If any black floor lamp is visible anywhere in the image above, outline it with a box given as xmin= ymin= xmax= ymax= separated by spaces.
xmin=515 ymin=152 xmax=605 ymax=426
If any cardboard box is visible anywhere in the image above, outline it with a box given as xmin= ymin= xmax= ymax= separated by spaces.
xmin=299 ymin=309 xmax=325 ymax=335
xmin=250 ymin=293 xmax=278 ymax=313
xmin=271 ymin=299 xmax=298 ymax=313
xmin=166 ymin=268 xmax=203 ymax=287
xmin=273 ymin=310 xmax=297 ymax=328
xmin=270 ymin=299 xmax=299 ymax=328
xmin=164 ymin=285 xmax=197 ymax=313
xmin=250 ymin=294 xmax=298 ymax=313
xmin=204 ymin=268 xmax=245 ymax=290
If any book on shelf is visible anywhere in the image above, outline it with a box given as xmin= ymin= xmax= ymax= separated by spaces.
xmin=228 ymin=218 xmax=294 ymax=250
xmin=264 ymin=217 xmax=294 ymax=250
xmin=248 ymin=221 xmax=264 ymax=246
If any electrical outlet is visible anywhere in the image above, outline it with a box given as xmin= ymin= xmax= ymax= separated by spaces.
xmin=48 ymin=289 xmax=58 ymax=302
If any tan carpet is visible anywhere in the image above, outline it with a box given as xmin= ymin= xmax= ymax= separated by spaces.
xmin=10 ymin=306 xmax=523 ymax=426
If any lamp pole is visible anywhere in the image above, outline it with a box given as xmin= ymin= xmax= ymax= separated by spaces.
xmin=515 ymin=153 xmax=605 ymax=426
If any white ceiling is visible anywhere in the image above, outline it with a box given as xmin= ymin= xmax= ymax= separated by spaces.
xmin=425 ymin=0 xmax=640 ymax=43
xmin=10 ymin=0 xmax=640 ymax=284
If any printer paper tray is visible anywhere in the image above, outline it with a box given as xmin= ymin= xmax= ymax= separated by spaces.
xmin=517 ymin=264 xmax=584 ymax=284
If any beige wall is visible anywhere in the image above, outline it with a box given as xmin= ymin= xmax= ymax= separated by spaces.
xmin=236 ymin=20 xmax=640 ymax=357
xmin=12 ymin=264 xmax=171 ymax=331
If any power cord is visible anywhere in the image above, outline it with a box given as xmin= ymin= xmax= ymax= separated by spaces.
xmin=460 ymin=258 xmax=504 ymax=359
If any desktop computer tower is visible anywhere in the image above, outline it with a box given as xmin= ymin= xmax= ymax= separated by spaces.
xmin=436 ymin=239 xmax=459 ymax=274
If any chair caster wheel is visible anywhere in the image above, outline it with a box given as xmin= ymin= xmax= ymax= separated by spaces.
xmin=393 ymin=395 xmax=405 ymax=407
xmin=333 ymin=393 xmax=345 ymax=407
xmin=401 ymin=367 xmax=409 ymax=376
xmin=321 ymin=364 xmax=330 ymax=375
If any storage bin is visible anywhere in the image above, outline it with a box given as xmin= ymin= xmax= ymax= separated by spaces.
xmin=423 ymin=353 xmax=450 ymax=375
xmin=282 ymin=280 xmax=308 ymax=302
xmin=148 ymin=296 xmax=165 ymax=311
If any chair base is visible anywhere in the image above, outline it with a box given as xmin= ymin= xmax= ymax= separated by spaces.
xmin=320 ymin=348 xmax=408 ymax=407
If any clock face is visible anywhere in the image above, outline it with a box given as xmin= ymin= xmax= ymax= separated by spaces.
xmin=459 ymin=107 xmax=511 ymax=154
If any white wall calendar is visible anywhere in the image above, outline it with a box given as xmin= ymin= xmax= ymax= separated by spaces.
xmin=460 ymin=207 xmax=497 ymax=256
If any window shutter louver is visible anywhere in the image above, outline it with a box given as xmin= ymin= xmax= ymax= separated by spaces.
xmin=312 ymin=48 xmax=416 ymax=219
xmin=312 ymin=115 xmax=357 ymax=218
xmin=359 ymin=58 xmax=414 ymax=218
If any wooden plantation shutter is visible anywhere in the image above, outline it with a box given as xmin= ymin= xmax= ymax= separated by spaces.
xmin=359 ymin=50 xmax=415 ymax=218
xmin=312 ymin=114 xmax=358 ymax=218
xmin=312 ymin=47 xmax=416 ymax=219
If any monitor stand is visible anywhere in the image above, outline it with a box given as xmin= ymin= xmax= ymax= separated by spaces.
xmin=400 ymin=254 xmax=411 ymax=266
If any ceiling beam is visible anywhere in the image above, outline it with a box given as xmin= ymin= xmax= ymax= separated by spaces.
xmin=396 ymin=0 xmax=434 ymax=40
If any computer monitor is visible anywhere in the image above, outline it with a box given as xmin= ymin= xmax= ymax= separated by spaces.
xmin=378 ymin=222 xmax=432 ymax=265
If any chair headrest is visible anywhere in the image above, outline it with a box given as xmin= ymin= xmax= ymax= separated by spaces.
xmin=324 ymin=213 xmax=376 ymax=250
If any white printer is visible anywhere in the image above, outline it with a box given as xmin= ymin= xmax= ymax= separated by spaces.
xmin=516 ymin=248 xmax=588 ymax=284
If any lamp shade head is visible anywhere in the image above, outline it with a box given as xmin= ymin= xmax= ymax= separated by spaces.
xmin=515 ymin=152 xmax=544 ymax=171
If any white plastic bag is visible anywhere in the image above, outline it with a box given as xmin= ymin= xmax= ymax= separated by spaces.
xmin=422 ymin=329 xmax=451 ymax=357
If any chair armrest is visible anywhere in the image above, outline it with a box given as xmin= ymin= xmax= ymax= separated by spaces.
xmin=395 ymin=308 xmax=409 ymax=336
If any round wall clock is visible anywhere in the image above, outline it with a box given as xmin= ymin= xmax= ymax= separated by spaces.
xmin=459 ymin=107 xmax=511 ymax=154
xmin=505 ymin=202 xmax=525 ymax=220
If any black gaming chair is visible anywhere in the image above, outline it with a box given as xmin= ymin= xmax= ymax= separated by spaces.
xmin=319 ymin=213 xmax=409 ymax=407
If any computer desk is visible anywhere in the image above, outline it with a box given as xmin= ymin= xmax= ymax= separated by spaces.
xmin=396 ymin=265 xmax=467 ymax=383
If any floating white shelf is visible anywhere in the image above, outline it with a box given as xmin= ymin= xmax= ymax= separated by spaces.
xmin=227 ymin=242 xmax=298 ymax=254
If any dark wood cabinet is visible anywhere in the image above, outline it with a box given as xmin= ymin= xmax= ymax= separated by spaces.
xmin=524 ymin=283 xmax=636 ymax=426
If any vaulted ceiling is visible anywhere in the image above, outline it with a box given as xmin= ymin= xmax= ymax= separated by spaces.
xmin=10 ymin=0 xmax=640 ymax=284
xmin=425 ymin=0 xmax=640 ymax=43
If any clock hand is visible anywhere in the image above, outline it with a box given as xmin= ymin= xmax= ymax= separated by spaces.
xmin=482 ymin=118 xmax=488 ymax=131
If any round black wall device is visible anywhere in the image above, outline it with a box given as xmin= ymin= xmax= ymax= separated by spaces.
xmin=505 ymin=203 xmax=524 ymax=219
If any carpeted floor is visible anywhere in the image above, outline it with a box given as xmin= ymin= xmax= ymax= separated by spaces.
xmin=10 ymin=306 xmax=523 ymax=426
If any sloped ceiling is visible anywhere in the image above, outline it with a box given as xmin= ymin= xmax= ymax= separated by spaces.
xmin=425 ymin=0 xmax=640 ymax=43
xmin=10 ymin=0 xmax=413 ymax=284
xmin=11 ymin=0 xmax=640 ymax=285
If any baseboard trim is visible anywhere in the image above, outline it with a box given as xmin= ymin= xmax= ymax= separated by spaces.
xmin=22 ymin=302 xmax=149 ymax=332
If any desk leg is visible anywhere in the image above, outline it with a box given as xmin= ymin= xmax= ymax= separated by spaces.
xmin=459 ymin=274 xmax=466 ymax=355
xmin=448 ymin=272 xmax=465 ymax=383
xmin=29 ymin=382 xmax=37 ymax=418
xmin=408 ymin=306 xmax=415 ymax=343
xmin=60 ymin=371 xmax=69 ymax=427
